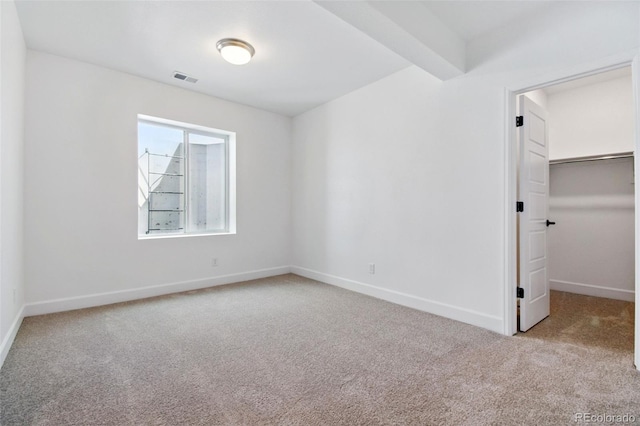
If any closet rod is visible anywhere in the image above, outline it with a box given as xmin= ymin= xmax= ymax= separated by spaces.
xmin=549 ymin=151 xmax=634 ymax=165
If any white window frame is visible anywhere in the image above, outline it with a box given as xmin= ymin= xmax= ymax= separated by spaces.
xmin=138 ymin=114 xmax=236 ymax=239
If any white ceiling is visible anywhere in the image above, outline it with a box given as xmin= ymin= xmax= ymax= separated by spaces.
xmin=422 ymin=1 xmax=553 ymax=42
xmin=15 ymin=0 xmax=410 ymax=117
xmin=15 ymin=1 xmax=567 ymax=117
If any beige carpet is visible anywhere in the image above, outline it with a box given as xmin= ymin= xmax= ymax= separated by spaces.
xmin=1 ymin=274 xmax=639 ymax=425
xmin=522 ymin=290 xmax=635 ymax=352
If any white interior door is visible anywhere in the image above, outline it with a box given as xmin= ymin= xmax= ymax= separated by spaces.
xmin=518 ymin=95 xmax=550 ymax=332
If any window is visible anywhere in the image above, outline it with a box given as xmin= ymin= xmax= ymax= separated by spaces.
xmin=137 ymin=115 xmax=236 ymax=237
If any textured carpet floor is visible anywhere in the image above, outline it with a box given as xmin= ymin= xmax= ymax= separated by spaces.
xmin=522 ymin=290 xmax=635 ymax=352
xmin=1 ymin=274 xmax=639 ymax=425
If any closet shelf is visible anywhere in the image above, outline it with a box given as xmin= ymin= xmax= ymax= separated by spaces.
xmin=550 ymin=152 xmax=633 ymax=165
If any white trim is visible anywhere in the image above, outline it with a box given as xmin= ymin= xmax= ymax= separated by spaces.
xmin=138 ymin=114 xmax=234 ymax=139
xmin=507 ymin=49 xmax=639 ymax=94
xmin=0 ymin=306 xmax=24 ymax=370
xmin=24 ymin=266 xmax=291 ymax=317
xmin=632 ymin=53 xmax=640 ymax=371
xmin=503 ymin=87 xmax=518 ymax=336
xmin=550 ymin=279 xmax=635 ymax=302
xmin=292 ymin=266 xmax=503 ymax=334
xmin=137 ymin=113 xmax=237 ymax=238
xmin=138 ymin=230 xmax=237 ymax=240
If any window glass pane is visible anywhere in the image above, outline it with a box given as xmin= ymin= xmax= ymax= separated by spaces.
xmin=138 ymin=122 xmax=185 ymax=235
xmin=187 ymin=133 xmax=227 ymax=232
xmin=138 ymin=117 xmax=232 ymax=238
xmin=138 ymin=121 xmax=184 ymax=157
xmin=148 ymin=211 xmax=183 ymax=231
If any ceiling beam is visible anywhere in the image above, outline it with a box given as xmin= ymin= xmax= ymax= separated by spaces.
xmin=314 ymin=1 xmax=466 ymax=81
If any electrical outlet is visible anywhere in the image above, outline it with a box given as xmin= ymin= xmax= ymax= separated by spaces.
xmin=369 ymin=263 xmax=375 ymax=274
xmin=211 ymin=258 xmax=218 ymax=267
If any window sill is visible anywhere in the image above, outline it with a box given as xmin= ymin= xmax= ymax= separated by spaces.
xmin=138 ymin=231 xmax=236 ymax=240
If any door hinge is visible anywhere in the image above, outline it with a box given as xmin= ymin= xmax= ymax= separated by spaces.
xmin=516 ymin=201 xmax=524 ymax=212
xmin=517 ymin=287 xmax=524 ymax=298
xmin=516 ymin=116 xmax=523 ymax=127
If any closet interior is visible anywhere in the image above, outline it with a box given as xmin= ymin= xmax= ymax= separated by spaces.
xmin=519 ymin=66 xmax=635 ymax=349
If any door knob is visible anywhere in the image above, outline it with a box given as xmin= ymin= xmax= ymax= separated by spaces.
xmin=546 ymin=220 xmax=556 ymax=227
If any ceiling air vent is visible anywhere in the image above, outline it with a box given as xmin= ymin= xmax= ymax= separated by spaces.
xmin=173 ymin=71 xmax=198 ymax=84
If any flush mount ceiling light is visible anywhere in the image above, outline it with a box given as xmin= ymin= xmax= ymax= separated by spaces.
xmin=216 ymin=38 xmax=255 ymax=65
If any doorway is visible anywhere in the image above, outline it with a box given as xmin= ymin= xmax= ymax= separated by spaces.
xmin=504 ymin=54 xmax=640 ymax=369
xmin=519 ymin=67 xmax=634 ymax=337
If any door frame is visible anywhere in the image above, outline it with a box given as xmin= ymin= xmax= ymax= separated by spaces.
xmin=503 ymin=50 xmax=640 ymax=369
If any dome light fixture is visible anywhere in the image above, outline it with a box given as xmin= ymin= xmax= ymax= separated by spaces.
xmin=216 ymin=38 xmax=255 ymax=65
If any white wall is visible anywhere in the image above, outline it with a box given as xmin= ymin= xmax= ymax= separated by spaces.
xmin=24 ymin=51 xmax=291 ymax=307
xmin=549 ymin=158 xmax=634 ymax=301
xmin=292 ymin=66 xmax=506 ymax=331
xmin=524 ymin=89 xmax=548 ymax=109
xmin=292 ymin=2 xmax=639 ymax=333
xmin=0 ymin=0 xmax=26 ymax=361
xmin=547 ymin=76 xmax=634 ymax=160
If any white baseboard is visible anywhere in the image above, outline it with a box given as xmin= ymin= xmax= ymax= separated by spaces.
xmin=550 ymin=279 xmax=635 ymax=302
xmin=291 ymin=266 xmax=503 ymax=334
xmin=24 ymin=266 xmax=291 ymax=317
xmin=0 ymin=306 xmax=25 ymax=370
